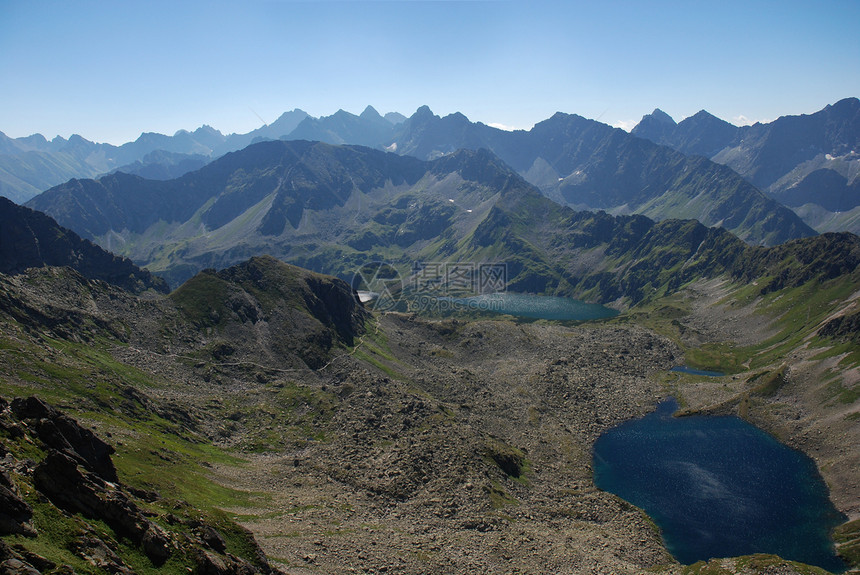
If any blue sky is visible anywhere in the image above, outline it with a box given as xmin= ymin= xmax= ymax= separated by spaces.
xmin=2 ymin=0 xmax=859 ymax=145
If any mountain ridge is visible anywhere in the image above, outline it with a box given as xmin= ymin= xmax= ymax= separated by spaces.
xmin=8 ymin=100 xmax=857 ymax=245
xmin=0 ymin=107 xmax=397 ymax=203
xmin=632 ymin=97 xmax=860 ymax=234
xmin=386 ymin=107 xmax=815 ymax=245
xmin=0 ymin=196 xmax=168 ymax=294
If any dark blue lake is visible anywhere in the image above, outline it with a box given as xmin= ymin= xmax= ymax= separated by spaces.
xmin=593 ymin=399 xmax=846 ymax=571
xmin=438 ymin=293 xmax=619 ymax=321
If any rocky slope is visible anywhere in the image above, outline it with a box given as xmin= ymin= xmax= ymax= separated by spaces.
xmin=170 ymin=256 xmax=370 ymax=369
xmin=0 ymin=394 xmax=283 ymax=575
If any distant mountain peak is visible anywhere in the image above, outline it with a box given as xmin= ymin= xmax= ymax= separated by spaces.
xmin=412 ymin=105 xmax=436 ymax=121
xmin=825 ymin=97 xmax=860 ymax=115
xmin=632 ymin=108 xmax=682 ymax=142
xmin=444 ymin=111 xmax=470 ymax=122
xmin=271 ymin=109 xmax=309 ymax=124
xmin=689 ymin=109 xmax=718 ymax=120
xmin=195 ymin=124 xmax=221 ymax=135
xmin=647 ymin=108 xmax=676 ymax=125
xmin=360 ymin=105 xmax=382 ymax=119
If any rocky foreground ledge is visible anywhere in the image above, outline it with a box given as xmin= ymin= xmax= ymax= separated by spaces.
xmin=0 ymin=395 xmax=281 ymax=575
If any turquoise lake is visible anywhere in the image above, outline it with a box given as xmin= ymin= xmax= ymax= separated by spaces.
xmin=592 ymin=399 xmax=846 ymax=572
xmin=437 ymin=293 xmax=619 ymax=321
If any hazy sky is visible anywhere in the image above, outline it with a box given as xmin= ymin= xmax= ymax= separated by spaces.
xmin=2 ymin=0 xmax=859 ymax=145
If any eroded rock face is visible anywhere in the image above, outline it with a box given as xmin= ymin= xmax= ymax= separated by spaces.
xmin=34 ymin=451 xmax=150 ymax=543
xmin=0 ymin=469 xmax=34 ymax=537
xmin=0 ymin=557 xmax=42 ymax=575
xmin=0 ymin=540 xmax=46 ymax=575
xmin=11 ymin=396 xmax=118 ymax=482
xmin=71 ymin=534 xmax=135 ymax=575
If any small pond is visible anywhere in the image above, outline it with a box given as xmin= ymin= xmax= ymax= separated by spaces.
xmin=592 ymin=398 xmax=846 ymax=571
xmin=670 ymin=366 xmax=725 ymax=377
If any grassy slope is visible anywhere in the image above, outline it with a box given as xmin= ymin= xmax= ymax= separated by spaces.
xmin=0 ymin=266 xmax=291 ymax=573
xmin=0 ymin=333 xmax=269 ymax=574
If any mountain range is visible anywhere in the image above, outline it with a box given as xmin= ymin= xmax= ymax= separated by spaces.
xmin=6 ymin=100 xmax=858 ymax=240
xmin=632 ymin=97 xmax=860 ymax=233
xmin=20 ymin=141 xmax=846 ymax=303
xmin=385 ymin=107 xmax=815 ymax=244
xmin=0 ymin=107 xmax=403 ymax=203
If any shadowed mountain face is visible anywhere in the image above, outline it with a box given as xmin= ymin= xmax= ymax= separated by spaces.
xmin=633 ymin=98 xmax=860 ymax=233
xmin=25 ymin=141 xmax=531 ymax=288
xmin=0 ymin=196 xmax=167 ymax=294
xmin=387 ymin=108 xmax=815 ymax=246
xmin=27 ymin=140 xmax=428 ymax=237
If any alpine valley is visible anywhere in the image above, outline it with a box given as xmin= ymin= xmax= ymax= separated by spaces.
xmin=1 ymin=100 xmax=859 ymax=575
